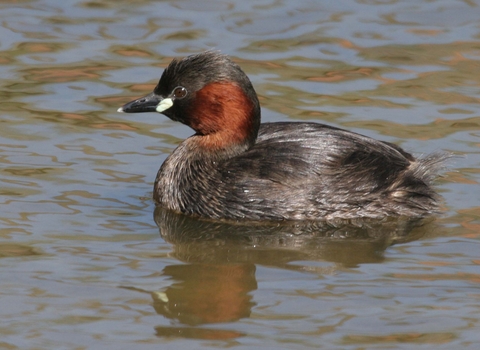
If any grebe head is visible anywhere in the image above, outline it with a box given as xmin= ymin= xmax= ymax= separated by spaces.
xmin=118 ymin=51 xmax=261 ymax=150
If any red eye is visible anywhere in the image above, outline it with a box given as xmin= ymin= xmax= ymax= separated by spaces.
xmin=173 ymin=86 xmax=187 ymax=99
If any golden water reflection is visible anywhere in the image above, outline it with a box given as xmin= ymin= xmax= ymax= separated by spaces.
xmin=151 ymin=207 xmax=437 ymax=331
xmin=153 ymin=264 xmax=256 ymax=325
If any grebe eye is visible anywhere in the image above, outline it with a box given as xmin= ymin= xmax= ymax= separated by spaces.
xmin=173 ymin=86 xmax=187 ymax=99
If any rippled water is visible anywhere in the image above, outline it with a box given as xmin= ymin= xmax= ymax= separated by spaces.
xmin=1 ymin=0 xmax=480 ymax=349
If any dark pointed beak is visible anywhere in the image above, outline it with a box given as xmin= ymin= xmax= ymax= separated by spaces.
xmin=117 ymin=92 xmax=162 ymax=113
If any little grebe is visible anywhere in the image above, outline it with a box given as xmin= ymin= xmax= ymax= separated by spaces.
xmin=118 ymin=51 xmax=447 ymax=221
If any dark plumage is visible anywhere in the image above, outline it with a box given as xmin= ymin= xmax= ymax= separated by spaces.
xmin=118 ymin=51 xmax=448 ymax=221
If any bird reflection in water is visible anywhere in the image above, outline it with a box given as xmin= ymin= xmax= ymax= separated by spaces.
xmin=147 ymin=208 xmax=436 ymax=340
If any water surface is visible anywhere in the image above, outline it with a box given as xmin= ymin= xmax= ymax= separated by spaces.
xmin=1 ymin=0 xmax=480 ymax=349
